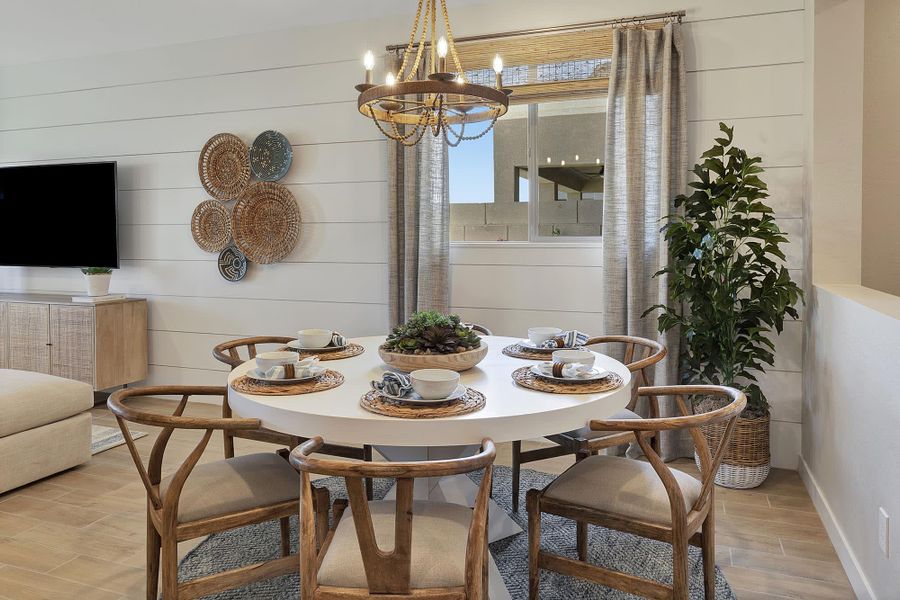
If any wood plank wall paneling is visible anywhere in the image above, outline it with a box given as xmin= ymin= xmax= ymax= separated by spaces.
xmin=0 ymin=2 xmax=805 ymax=468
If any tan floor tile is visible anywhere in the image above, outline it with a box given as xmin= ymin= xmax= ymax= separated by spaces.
xmin=0 ymin=479 xmax=73 ymax=502
xmin=731 ymin=548 xmax=849 ymax=584
xmin=0 ymin=537 xmax=78 ymax=572
xmin=49 ymin=555 xmax=145 ymax=596
xmin=767 ymin=494 xmax=817 ymax=512
xmin=715 ymin=530 xmax=784 ymax=556
xmin=14 ymin=522 xmax=144 ymax=567
xmin=0 ymin=565 xmax=121 ymax=600
xmin=0 ymin=511 xmax=41 ymax=537
xmin=780 ymin=538 xmax=841 ymax=563
xmin=722 ymin=503 xmax=825 ymax=529
xmin=52 ymin=488 xmax=145 ymax=514
xmin=732 ymin=588 xmax=795 ymax=600
xmin=0 ymin=495 xmax=107 ymax=528
xmin=722 ymin=565 xmax=854 ymax=600
xmin=83 ymin=513 xmax=147 ymax=542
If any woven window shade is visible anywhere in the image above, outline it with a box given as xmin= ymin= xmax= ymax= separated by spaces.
xmin=451 ymin=23 xmax=664 ymax=104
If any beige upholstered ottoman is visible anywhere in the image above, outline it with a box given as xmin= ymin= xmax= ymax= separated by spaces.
xmin=0 ymin=369 xmax=93 ymax=494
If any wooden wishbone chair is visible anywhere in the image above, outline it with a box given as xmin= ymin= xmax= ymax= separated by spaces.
xmin=527 ymin=385 xmax=746 ymax=600
xmin=463 ymin=323 xmax=493 ymax=336
xmin=289 ymin=437 xmax=497 ymax=600
xmin=510 ymin=335 xmax=667 ymax=511
xmin=212 ymin=336 xmax=374 ymax=499
xmin=108 ymin=385 xmax=331 ymax=600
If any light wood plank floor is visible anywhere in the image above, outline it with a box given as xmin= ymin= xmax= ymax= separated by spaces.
xmin=0 ymin=398 xmax=854 ymax=600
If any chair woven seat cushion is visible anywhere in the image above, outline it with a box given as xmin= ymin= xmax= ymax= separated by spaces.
xmin=565 ymin=408 xmax=642 ymax=440
xmin=159 ymin=453 xmax=300 ymax=522
xmin=318 ymin=500 xmax=472 ymax=589
xmin=543 ymin=455 xmax=702 ymax=525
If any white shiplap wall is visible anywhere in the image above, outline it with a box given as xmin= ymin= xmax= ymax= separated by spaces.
xmin=0 ymin=0 xmax=805 ymax=468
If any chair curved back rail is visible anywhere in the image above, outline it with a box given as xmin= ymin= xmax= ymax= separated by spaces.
xmin=212 ymin=335 xmax=296 ymax=370
xmin=463 ymin=323 xmax=493 ymax=336
xmin=589 ymin=385 xmax=746 ymax=525
xmin=289 ymin=437 xmax=497 ymax=598
xmin=584 ymin=335 xmax=666 ymax=408
xmin=108 ymin=385 xmax=257 ymax=512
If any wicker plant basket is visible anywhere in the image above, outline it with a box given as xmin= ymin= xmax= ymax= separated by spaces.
xmin=694 ymin=395 xmax=770 ymax=489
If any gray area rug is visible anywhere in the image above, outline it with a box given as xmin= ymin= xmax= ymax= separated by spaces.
xmin=91 ymin=424 xmax=146 ymax=455
xmin=179 ymin=466 xmax=736 ymax=599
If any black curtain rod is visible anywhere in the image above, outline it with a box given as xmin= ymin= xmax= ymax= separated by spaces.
xmin=385 ymin=10 xmax=686 ymax=51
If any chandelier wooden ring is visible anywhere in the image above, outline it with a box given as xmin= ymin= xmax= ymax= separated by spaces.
xmin=358 ymin=80 xmax=509 ymax=126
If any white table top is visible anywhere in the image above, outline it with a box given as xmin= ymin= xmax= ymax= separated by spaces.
xmin=227 ymin=335 xmax=632 ymax=447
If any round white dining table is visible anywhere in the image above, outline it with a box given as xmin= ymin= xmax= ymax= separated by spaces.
xmin=227 ymin=335 xmax=632 ymax=599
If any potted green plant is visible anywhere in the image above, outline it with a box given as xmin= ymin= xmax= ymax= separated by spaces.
xmin=645 ymin=123 xmax=803 ymax=488
xmin=379 ymin=311 xmax=487 ymax=372
xmin=82 ymin=267 xmax=113 ymax=297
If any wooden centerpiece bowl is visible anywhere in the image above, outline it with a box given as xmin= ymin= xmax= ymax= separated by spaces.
xmin=378 ymin=342 xmax=488 ymax=373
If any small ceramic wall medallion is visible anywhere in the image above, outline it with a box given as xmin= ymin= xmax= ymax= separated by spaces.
xmin=217 ymin=245 xmax=248 ymax=282
xmin=249 ymin=130 xmax=293 ymax=181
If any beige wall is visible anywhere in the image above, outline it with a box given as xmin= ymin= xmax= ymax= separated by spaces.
xmin=862 ymin=0 xmax=900 ymax=296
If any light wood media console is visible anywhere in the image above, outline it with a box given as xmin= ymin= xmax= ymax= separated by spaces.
xmin=0 ymin=293 xmax=148 ymax=390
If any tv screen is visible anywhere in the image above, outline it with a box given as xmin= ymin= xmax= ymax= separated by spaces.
xmin=0 ymin=162 xmax=118 ymax=268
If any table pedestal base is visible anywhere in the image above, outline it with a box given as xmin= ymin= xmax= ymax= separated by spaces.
xmin=376 ymin=445 xmax=518 ymax=600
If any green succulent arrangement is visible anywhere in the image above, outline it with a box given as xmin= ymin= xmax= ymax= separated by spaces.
xmin=81 ymin=267 xmax=113 ymax=275
xmin=383 ymin=311 xmax=482 ymax=355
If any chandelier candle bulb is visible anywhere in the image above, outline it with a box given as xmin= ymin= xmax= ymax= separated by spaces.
xmin=385 ymin=72 xmax=396 ymax=86
xmin=363 ymin=50 xmax=375 ymax=85
xmin=493 ymin=54 xmax=504 ymax=88
xmin=437 ymin=36 xmax=448 ymax=73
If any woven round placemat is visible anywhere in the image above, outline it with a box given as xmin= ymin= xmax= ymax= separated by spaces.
xmin=191 ymin=200 xmax=232 ymax=252
xmin=199 ymin=133 xmax=251 ymax=200
xmin=360 ymin=387 xmax=486 ymax=419
xmin=511 ymin=366 xmax=623 ymax=394
xmin=501 ymin=343 xmax=584 ymax=360
xmin=231 ymin=370 xmax=344 ymax=396
xmin=281 ymin=342 xmax=365 ymax=361
xmin=232 ymin=182 xmax=300 ymax=264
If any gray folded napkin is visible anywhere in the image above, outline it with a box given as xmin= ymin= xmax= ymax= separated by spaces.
xmin=540 ymin=330 xmax=589 ymax=349
xmin=372 ymin=372 xmax=413 ymax=397
xmin=332 ymin=333 xmax=347 ymax=347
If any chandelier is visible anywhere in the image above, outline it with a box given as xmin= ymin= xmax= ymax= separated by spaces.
xmin=356 ymin=0 xmax=511 ymax=147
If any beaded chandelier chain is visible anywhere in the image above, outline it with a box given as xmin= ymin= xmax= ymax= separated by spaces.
xmin=356 ymin=0 xmax=511 ymax=147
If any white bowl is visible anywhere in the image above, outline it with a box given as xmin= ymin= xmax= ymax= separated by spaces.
xmin=551 ymin=349 xmax=595 ymax=367
xmin=255 ymin=351 xmax=300 ymax=372
xmin=528 ymin=327 xmax=563 ymax=345
xmin=297 ymin=328 xmax=333 ymax=349
xmin=410 ymin=369 xmax=460 ymax=400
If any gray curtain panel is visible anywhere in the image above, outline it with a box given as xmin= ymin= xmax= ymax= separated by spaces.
xmin=388 ymin=132 xmax=450 ymax=328
xmin=601 ymin=23 xmax=689 ymax=459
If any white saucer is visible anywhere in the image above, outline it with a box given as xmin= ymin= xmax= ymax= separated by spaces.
xmin=530 ymin=364 xmax=610 ymax=383
xmin=287 ymin=340 xmax=346 ymax=352
xmin=247 ymin=366 xmax=325 ymax=384
xmin=380 ymin=384 xmax=468 ymax=404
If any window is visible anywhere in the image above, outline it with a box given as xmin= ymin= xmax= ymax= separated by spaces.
xmin=449 ymin=96 xmax=605 ymax=241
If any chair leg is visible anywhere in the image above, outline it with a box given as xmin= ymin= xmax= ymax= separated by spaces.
xmin=223 ymin=431 xmax=235 ymax=459
xmin=146 ymin=511 xmax=161 ymax=600
xmin=363 ymin=445 xmax=374 ymax=500
xmin=160 ymin=528 xmax=179 ymax=599
xmin=526 ymin=489 xmax=541 ymax=600
xmin=512 ymin=440 xmax=522 ymax=512
xmin=672 ymin=535 xmax=690 ymax=600
xmin=280 ymin=516 xmax=291 ymax=557
xmin=576 ymin=521 xmax=588 ymax=561
xmin=701 ymin=506 xmax=716 ymax=600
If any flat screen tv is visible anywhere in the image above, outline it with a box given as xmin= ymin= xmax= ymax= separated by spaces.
xmin=0 ymin=161 xmax=118 ymax=268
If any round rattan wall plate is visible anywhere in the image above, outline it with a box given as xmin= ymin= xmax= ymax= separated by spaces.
xmin=191 ymin=200 xmax=232 ymax=252
xmin=231 ymin=370 xmax=344 ymax=396
xmin=249 ymin=130 xmax=293 ymax=181
xmin=218 ymin=246 xmax=248 ymax=282
xmin=231 ymin=182 xmax=301 ymax=264
xmin=199 ymin=133 xmax=251 ymax=200
xmin=360 ymin=387 xmax=485 ymax=418
xmin=511 ymin=366 xmax=624 ymax=394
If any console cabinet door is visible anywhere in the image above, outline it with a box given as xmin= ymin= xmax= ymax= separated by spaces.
xmin=7 ymin=302 xmax=51 ymax=374
xmin=50 ymin=304 xmax=95 ymax=386
xmin=0 ymin=302 xmax=8 ymax=369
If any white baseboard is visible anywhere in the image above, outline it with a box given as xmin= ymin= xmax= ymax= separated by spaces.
xmin=799 ymin=456 xmax=877 ymax=599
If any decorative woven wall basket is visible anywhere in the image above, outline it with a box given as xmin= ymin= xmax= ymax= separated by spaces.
xmin=695 ymin=395 xmax=770 ymax=489
xmin=191 ymin=200 xmax=232 ymax=252
xmin=199 ymin=133 xmax=251 ymax=200
xmin=231 ymin=182 xmax=300 ymax=264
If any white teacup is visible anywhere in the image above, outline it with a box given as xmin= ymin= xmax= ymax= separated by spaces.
xmin=528 ymin=327 xmax=562 ymax=345
xmin=551 ymin=349 xmax=595 ymax=368
xmin=410 ymin=369 xmax=460 ymax=400
xmin=297 ymin=328 xmax=334 ymax=349
xmin=256 ymin=351 xmax=301 ymax=377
